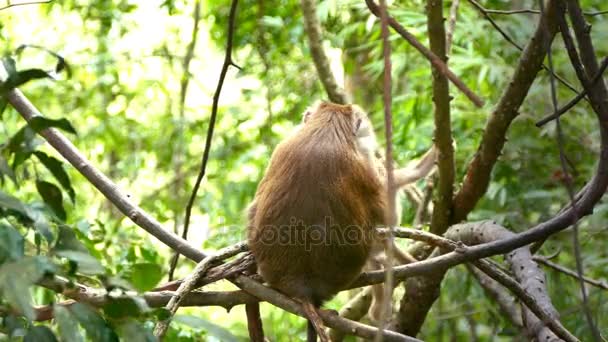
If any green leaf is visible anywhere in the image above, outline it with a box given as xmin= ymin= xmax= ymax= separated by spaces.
xmin=1 ymin=69 xmax=52 ymax=93
xmin=34 ymin=152 xmax=75 ymax=203
xmin=24 ymin=326 xmax=57 ymax=342
xmin=129 ymin=263 xmax=163 ymax=292
xmin=69 ymin=303 xmax=118 ymax=342
xmin=173 ymin=315 xmax=240 ymax=342
xmin=36 ymin=180 xmax=66 ymax=221
xmin=54 ymin=305 xmax=84 ymax=342
xmin=0 ymin=154 xmax=16 ymax=184
xmin=0 ymin=256 xmax=56 ymax=320
xmin=29 ymin=116 xmax=77 ymax=135
xmin=6 ymin=125 xmax=38 ymax=156
xmin=116 ymin=321 xmax=156 ymax=342
xmin=0 ymin=223 xmax=24 ymax=263
xmin=55 ymin=250 xmax=105 ymax=275
xmin=103 ymin=296 xmax=148 ymax=319
xmin=0 ymin=190 xmax=29 ymax=217
xmin=54 ymin=226 xmax=104 ymax=275
xmin=0 ymin=98 xmax=7 ymax=120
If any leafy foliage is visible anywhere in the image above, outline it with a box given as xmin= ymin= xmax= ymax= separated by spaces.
xmin=0 ymin=0 xmax=607 ymax=340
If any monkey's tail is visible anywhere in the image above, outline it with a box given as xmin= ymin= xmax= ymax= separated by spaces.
xmin=302 ymin=301 xmax=329 ymax=342
xmin=245 ymin=302 xmax=265 ymax=342
xmin=307 ymin=320 xmax=317 ymax=342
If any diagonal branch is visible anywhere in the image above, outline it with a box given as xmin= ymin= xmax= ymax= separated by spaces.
xmin=365 ymin=0 xmax=484 ymax=107
xmin=175 ymin=0 xmax=240 ymax=271
xmin=168 ymin=0 xmax=203 ymax=282
xmin=300 ymin=0 xmax=348 ymax=104
xmin=452 ymin=0 xmax=559 ymax=222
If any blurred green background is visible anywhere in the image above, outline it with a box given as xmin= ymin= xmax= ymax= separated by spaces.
xmin=1 ymin=0 xmax=607 ymax=340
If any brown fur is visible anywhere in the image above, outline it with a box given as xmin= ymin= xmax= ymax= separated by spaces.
xmin=248 ymin=102 xmax=386 ymax=305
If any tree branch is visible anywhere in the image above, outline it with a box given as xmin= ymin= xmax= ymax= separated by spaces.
xmin=452 ymin=0 xmax=559 ymax=222
xmin=365 ymin=0 xmax=484 ymax=107
xmin=300 ymin=0 xmax=348 ymax=104
xmin=168 ymin=0 xmax=204 ymax=281
xmin=175 ymin=0 xmax=240 ymax=272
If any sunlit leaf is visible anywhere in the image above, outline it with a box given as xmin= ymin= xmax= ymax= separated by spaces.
xmin=129 ymin=263 xmax=163 ymax=292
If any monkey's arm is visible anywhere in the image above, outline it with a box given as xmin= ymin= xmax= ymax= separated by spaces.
xmin=392 ymin=145 xmax=437 ymax=188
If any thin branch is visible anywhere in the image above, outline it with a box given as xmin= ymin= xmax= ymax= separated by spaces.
xmin=534 ymin=256 xmax=608 ymax=290
xmin=168 ymin=0 xmax=203 ymax=282
xmin=466 ymin=0 xmax=582 ymax=99
xmin=445 ymin=222 xmax=565 ymax=341
xmin=483 ymin=8 xmax=539 ymax=15
xmin=0 ymin=0 xmax=51 ymax=11
xmin=395 ymin=222 xmax=574 ymax=341
xmin=446 ymin=0 xmax=460 ymax=54
xmin=413 ymin=179 xmax=434 ymax=226
xmin=555 ymin=2 xmax=604 ymax=339
xmin=471 ymin=260 xmax=576 ymax=342
xmin=300 ymin=0 xmax=348 ymax=104
xmin=483 ymin=7 xmax=608 ymax=17
xmin=467 ymin=265 xmax=523 ymax=328
xmin=4 ymin=88 xmax=208 ymax=262
xmin=374 ymin=0 xmax=396 ymax=339
xmin=535 ymin=57 xmax=608 ymax=127
xmin=232 ymin=276 xmax=422 ymax=342
xmin=452 ymin=0 xmax=560 ymax=222
xmin=154 ymin=242 xmax=247 ymax=339
xmin=365 ymin=0 xmax=484 ymax=107
xmin=176 ymin=0 xmax=240 ymax=274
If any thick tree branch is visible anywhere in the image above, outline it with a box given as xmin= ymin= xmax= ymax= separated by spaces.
xmin=452 ymin=0 xmax=559 ymax=222
xmin=467 ymin=265 xmax=523 ymax=328
xmin=394 ymin=0 xmax=455 ymax=333
xmin=445 ymin=222 xmax=563 ymax=341
xmin=300 ymin=0 xmax=348 ymax=104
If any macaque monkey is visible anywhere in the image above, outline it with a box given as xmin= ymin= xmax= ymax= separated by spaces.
xmin=304 ymin=102 xmax=438 ymax=323
xmin=248 ymin=102 xmax=388 ymax=342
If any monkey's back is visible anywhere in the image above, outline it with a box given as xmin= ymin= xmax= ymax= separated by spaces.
xmin=248 ymin=126 xmax=385 ymax=304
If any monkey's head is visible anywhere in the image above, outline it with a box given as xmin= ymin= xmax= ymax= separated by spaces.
xmin=302 ymin=101 xmax=378 ymax=160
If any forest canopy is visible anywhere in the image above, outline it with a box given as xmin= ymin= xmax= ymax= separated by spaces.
xmin=1 ymin=0 xmax=607 ymax=341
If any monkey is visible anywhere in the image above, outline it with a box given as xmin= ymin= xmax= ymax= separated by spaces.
xmin=302 ymin=101 xmax=438 ymax=325
xmin=248 ymin=102 xmax=389 ymax=342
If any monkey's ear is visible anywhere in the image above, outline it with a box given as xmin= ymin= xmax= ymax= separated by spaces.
xmin=303 ymin=110 xmax=312 ymax=123
xmin=301 ymin=101 xmax=323 ymax=123
xmin=353 ymin=118 xmax=362 ymax=135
